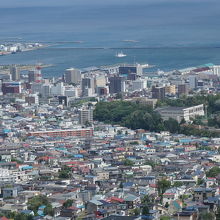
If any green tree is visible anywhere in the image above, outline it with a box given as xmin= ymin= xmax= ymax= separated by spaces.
xmin=123 ymin=159 xmax=135 ymax=166
xmin=206 ymin=166 xmax=220 ymax=178
xmin=84 ymin=120 xmax=92 ymax=127
xmin=115 ymin=93 xmax=123 ymax=100
xmin=130 ymin=141 xmax=139 ymax=145
xmin=142 ymin=206 xmax=149 ymax=215
xmin=63 ymin=199 xmax=73 ymax=208
xmin=160 ymin=216 xmax=171 ymax=220
xmin=197 ymin=178 xmax=204 ymax=185
xmin=158 ymin=179 xmax=171 ymax=195
xmin=144 ymin=160 xmax=157 ymax=168
xmin=44 ymin=203 xmax=54 ymax=216
xmin=164 ymin=118 xmax=179 ymax=133
xmin=14 ymin=213 xmax=33 ymax=220
xmin=132 ymin=208 xmax=140 ymax=216
xmin=58 ymin=165 xmax=72 ymax=179
xmin=199 ymin=211 xmax=215 ymax=220
xmin=141 ymin=195 xmax=150 ymax=205
xmin=173 ymin=181 xmax=183 ymax=187
xmin=11 ymin=158 xmax=23 ymax=164
xmin=28 ymin=195 xmax=53 ymax=216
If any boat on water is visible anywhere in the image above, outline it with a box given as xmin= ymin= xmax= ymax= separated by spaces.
xmin=115 ymin=51 xmax=127 ymax=58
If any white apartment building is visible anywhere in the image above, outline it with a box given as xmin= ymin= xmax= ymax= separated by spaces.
xmin=0 ymin=168 xmax=15 ymax=183
xmin=212 ymin=65 xmax=220 ymax=76
xmin=132 ymin=79 xmax=147 ymax=91
xmin=156 ymin=104 xmax=204 ymax=122
xmin=79 ymin=108 xmax=93 ymax=125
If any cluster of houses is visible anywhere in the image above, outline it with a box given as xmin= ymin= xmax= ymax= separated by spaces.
xmin=0 ymin=62 xmax=220 ymax=219
xmin=0 ymin=99 xmax=220 ymax=220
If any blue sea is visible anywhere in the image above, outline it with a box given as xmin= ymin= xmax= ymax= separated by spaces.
xmin=0 ymin=0 xmax=220 ymax=77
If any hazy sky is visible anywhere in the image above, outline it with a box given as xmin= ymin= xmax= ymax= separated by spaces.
xmin=0 ymin=0 xmax=218 ymax=7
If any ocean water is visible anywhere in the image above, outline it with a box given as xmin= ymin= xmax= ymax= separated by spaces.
xmin=0 ymin=0 xmax=220 ymax=77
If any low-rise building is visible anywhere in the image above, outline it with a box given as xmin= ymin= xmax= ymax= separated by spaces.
xmin=156 ymin=104 xmax=204 ymax=122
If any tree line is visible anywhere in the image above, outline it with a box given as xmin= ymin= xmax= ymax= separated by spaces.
xmin=94 ymin=100 xmax=220 ymax=137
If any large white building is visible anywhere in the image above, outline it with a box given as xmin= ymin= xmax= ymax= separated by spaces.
xmin=132 ymin=79 xmax=147 ymax=91
xmin=0 ymin=168 xmax=15 ymax=183
xmin=64 ymin=68 xmax=81 ymax=84
xmin=156 ymin=104 xmax=204 ymax=122
xmin=51 ymin=82 xmax=65 ymax=96
xmin=79 ymin=108 xmax=93 ymax=125
xmin=212 ymin=65 xmax=220 ymax=76
xmin=189 ymin=75 xmax=197 ymax=89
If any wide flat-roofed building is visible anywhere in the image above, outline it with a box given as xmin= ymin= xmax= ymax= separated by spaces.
xmin=28 ymin=128 xmax=93 ymax=138
xmin=156 ymin=104 xmax=204 ymax=122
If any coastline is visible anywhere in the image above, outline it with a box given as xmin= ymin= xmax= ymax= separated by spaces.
xmin=0 ymin=44 xmax=49 ymax=56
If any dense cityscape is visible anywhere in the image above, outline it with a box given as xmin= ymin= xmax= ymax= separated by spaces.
xmin=0 ymin=61 xmax=220 ymax=220
xmin=1 ymin=0 xmax=220 ymax=219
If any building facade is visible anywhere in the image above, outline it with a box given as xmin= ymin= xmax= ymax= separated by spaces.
xmin=79 ymin=108 xmax=93 ymax=125
xmin=152 ymin=86 xmax=165 ymax=100
xmin=156 ymin=104 xmax=204 ymax=122
xmin=64 ymin=68 xmax=81 ymax=84
xmin=28 ymin=128 xmax=94 ymax=137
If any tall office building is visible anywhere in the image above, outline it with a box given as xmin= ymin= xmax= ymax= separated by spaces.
xmin=212 ymin=65 xmax=220 ymax=76
xmin=152 ymin=86 xmax=165 ymax=100
xmin=95 ymin=75 xmax=106 ymax=87
xmin=51 ymin=82 xmax=65 ymax=96
xmin=10 ymin=65 xmax=20 ymax=81
xmin=109 ymin=76 xmax=125 ymax=94
xmin=119 ymin=64 xmax=143 ymax=76
xmin=79 ymin=108 xmax=93 ymax=125
xmin=64 ymin=68 xmax=81 ymax=84
xmin=165 ymin=85 xmax=176 ymax=94
xmin=41 ymin=84 xmax=51 ymax=98
xmin=189 ymin=75 xmax=198 ymax=89
xmin=178 ymin=84 xmax=188 ymax=97
xmin=132 ymin=79 xmax=147 ymax=91
xmin=81 ymin=77 xmax=95 ymax=97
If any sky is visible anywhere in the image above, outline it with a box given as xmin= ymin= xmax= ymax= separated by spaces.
xmin=0 ymin=0 xmax=219 ymax=8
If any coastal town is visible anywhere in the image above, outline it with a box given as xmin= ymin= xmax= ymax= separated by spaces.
xmin=0 ymin=62 xmax=220 ymax=220
xmin=0 ymin=42 xmax=45 ymax=56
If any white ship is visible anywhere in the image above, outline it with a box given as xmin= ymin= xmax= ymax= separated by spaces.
xmin=115 ymin=51 xmax=127 ymax=58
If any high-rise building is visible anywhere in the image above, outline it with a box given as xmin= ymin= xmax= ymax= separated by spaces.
xmin=109 ymin=76 xmax=125 ymax=94
xmin=58 ymin=96 xmax=69 ymax=106
xmin=10 ymin=65 xmax=20 ymax=81
xmin=31 ymin=83 xmax=42 ymax=94
xmin=97 ymin=86 xmax=108 ymax=96
xmin=41 ymin=84 xmax=51 ymax=98
xmin=132 ymin=79 xmax=147 ymax=91
xmin=25 ymin=94 xmax=39 ymax=105
xmin=51 ymin=82 xmax=65 ymax=96
xmin=178 ymin=84 xmax=189 ymax=97
xmin=165 ymin=85 xmax=176 ymax=94
xmin=95 ymin=75 xmax=106 ymax=87
xmin=189 ymin=75 xmax=198 ymax=89
xmin=79 ymin=108 xmax=93 ymax=125
xmin=81 ymin=77 xmax=95 ymax=96
xmin=64 ymin=68 xmax=81 ymax=84
xmin=152 ymin=86 xmax=165 ymax=99
xmin=28 ymin=67 xmax=42 ymax=83
xmin=64 ymin=87 xmax=79 ymax=98
xmin=212 ymin=65 xmax=220 ymax=76
xmin=119 ymin=64 xmax=143 ymax=76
